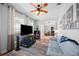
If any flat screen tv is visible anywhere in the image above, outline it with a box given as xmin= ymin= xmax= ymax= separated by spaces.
xmin=21 ymin=24 xmax=32 ymax=35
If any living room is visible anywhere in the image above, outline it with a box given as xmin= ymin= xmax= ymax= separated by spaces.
xmin=0 ymin=3 xmax=79 ymax=56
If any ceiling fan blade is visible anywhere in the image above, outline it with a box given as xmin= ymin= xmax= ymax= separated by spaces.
xmin=30 ymin=3 xmax=37 ymax=8
xmin=40 ymin=10 xmax=48 ymax=13
xmin=44 ymin=3 xmax=48 ymax=7
xmin=30 ymin=10 xmax=37 ymax=12
xmin=42 ymin=3 xmax=48 ymax=8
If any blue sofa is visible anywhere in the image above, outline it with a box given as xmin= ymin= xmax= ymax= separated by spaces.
xmin=46 ymin=35 xmax=79 ymax=56
xmin=17 ymin=35 xmax=36 ymax=48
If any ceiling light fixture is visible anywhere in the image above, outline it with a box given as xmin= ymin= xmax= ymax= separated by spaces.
xmin=30 ymin=3 xmax=48 ymax=16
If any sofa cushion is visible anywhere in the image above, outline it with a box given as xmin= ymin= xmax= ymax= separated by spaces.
xmin=60 ymin=36 xmax=68 ymax=43
xmin=60 ymin=41 xmax=79 ymax=56
xmin=60 ymin=36 xmax=79 ymax=46
xmin=56 ymin=34 xmax=63 ymax=43
xmin=58 ymin=36 xmax=79 ymax=56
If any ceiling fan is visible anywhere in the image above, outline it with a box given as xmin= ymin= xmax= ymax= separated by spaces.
xmin=30 ymin=3 xmax=48 ymax=15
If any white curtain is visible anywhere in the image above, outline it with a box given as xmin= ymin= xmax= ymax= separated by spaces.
xmin=7 ymin=7 xmax=15 ymax=51
xmin=0 ymin=4 xmax=10 ymax=54
xmin=0 ymin=4 xmax=1 ymax=55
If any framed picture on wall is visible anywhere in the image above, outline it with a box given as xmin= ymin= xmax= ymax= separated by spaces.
xmin=76 ymin=3 xmax=79 ymax=29
xmin=59 ymin=4 xmax=79 ymax=29
xmin=66 ymin=5 xmax=73 ymax=29
xmin=61 ymin=5 xmax=73 ymax=29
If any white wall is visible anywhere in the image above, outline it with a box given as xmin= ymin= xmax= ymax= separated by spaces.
xmin=25 ymin=17 xmax=33 ymax=26
xmin=44 ymin=20 xmax=57 ymax=33
xmin=14 ymin=11 xmax=35 ymax=34
xmin=57 ymin=3 xmax=79 ymax=42
xmin=25 ymin=17 xmax=34 ymax=33
xmin=58 ymin=30 xmax=79 ymax=42
xmin=0 ymin=4 xmax=9 ymax=53
xmin=39 ymin=22 xmax=44 ymax=40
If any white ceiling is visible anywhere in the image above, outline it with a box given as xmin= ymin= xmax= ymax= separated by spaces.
xmin=9 ymin=3 xmax=72 ymax=20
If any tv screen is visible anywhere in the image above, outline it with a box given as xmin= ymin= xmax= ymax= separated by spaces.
xmin=21 ymin=24 xmax=32 ymax=35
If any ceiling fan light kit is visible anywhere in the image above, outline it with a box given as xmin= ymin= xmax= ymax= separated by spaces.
xmin=30 ymin=3 xmax=48 ymax=16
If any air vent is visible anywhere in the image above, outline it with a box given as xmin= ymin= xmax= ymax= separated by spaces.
xmin=57 ymin=3 xmax=62 ymax=6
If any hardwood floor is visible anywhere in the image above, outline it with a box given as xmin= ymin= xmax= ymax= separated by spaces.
xmin=2 ymin=40 xmax=48 ymax=56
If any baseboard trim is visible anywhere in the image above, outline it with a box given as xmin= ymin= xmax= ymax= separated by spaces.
xmin=0 ymin=50 xmax=12 ymax=56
